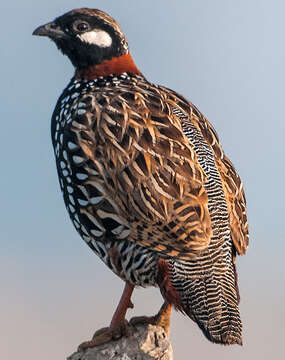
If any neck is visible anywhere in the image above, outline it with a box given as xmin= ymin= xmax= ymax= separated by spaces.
xmin=75 ymin=53 xmax=141 ymax=80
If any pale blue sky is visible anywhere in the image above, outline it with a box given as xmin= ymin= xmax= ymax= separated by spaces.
xmin=1 ymin=1 xmax=284 ymax=359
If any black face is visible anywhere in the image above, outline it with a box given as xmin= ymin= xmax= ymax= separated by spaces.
xmin=33 ymin=9 xmax=129 ymax=69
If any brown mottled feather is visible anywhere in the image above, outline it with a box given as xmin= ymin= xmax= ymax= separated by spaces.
xmin=216 ymin=155 xmax=249 ymax=254
xmin=189 ymin=105 xmax=249 ymax=255
xmin=77 ymin=79 xmax=213 ymax=258
xmin=157 ymin=86 xmax=249 ymax=255
xmin=70 ymin=75 xmax=248 ymax=259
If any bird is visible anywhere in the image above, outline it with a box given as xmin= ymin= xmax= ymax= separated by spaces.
xmin=33 ymin=8 xmax=249 ymax=349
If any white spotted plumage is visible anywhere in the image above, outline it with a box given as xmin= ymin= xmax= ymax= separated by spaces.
xmin=51 ymin=74 xmax=161 ymax=289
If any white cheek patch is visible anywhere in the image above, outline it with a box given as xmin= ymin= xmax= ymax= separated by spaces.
xmin=78 ymin=30 xmax=112 ymax=48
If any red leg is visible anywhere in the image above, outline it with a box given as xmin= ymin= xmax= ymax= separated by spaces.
xmin=110 ymin=282 xmax=134 ymax=329
xmin=78 ymin=282 xmax=135 ymax=351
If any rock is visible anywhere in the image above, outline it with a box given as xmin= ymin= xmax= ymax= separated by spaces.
xmin=67 ymin=323 xmax=173 ymax=360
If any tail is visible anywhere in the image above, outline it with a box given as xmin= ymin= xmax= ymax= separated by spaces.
xmin=167 ymin=257 xmax=243 ymax=345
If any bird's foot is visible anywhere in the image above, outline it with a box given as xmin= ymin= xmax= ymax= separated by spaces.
xmin=78 ymin=320 xmax=131 ymax=351
xmin=129 ymin=302 xmax=171 ymax=335
xmin=129 ymin=315 xmax=170 ymax=335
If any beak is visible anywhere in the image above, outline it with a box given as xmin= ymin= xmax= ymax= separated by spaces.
xmin=33 ymin=21 xmax=65 ymax=40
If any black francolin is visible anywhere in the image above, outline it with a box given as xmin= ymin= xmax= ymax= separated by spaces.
xmin=33 ymin=8 xmax=249 ymax=349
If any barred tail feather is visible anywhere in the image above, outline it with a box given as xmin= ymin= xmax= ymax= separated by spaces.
xmin=168 ymin=258 xmax=242 ymax=345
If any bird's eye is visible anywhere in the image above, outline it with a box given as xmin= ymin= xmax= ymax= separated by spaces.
xmin=74 ymin=21 xmax=90 ymax=32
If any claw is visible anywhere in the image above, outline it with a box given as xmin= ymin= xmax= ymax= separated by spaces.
xmin=77 ymin=282 xmax=135 ymax=351
xmin=78 ymin=320 xmax=131 ymax=351
xmin=128 ymin=300 xmax=134 ymax=309
xmin=129 ymin=302 xmax=171 ymax=335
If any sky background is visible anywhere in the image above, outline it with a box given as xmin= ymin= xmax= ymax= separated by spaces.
xmin=1 ymin=0 xmax=284 ymax=359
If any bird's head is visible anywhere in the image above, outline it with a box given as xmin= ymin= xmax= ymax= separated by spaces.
xmin=33 ymin=8 xmax=140 ymax=79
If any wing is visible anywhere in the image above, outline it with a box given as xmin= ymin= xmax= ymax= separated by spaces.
xmin=75 ymin=78 xmax=213 ymax=259
xmin=74 ymin=77 xmax=248 ymax=259
xmin=215 ymin=155 xmax=249 ymax=255
xmin=194 ymin=111 xmax=249 ymax=255
xmin=160 ymin=87 xmax=249 ymax=255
